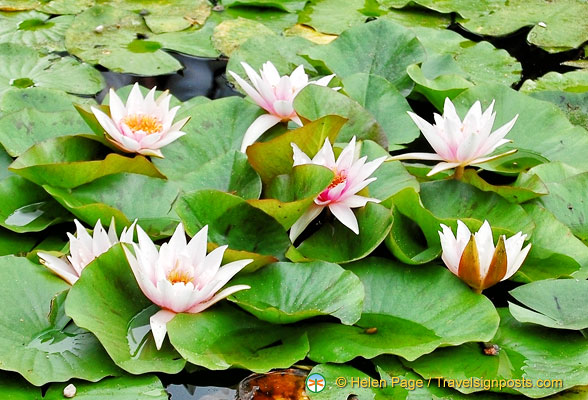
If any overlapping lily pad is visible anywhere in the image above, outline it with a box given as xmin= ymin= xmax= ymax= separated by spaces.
xmin=509 ymin=279 xmax=588 ymax=330
xmin=305 ymin=19 xmax=426 ymax=94
xmin=0 ymin=255 xmax=120 ymax=386
xmin=0 ymin=43 xmax=103 ymax=98
xmin=44 ymin=173 xmax=180 ymax=239
xmin=167 ymin=303 xmax=309 ymax=372
xmin=407 ymin=309 xmax=588 ymax=397
xmin=521 ymin=70 xmax=588 ymax=93
xmin=153 ymin=96 xmax=263 ymax=199
xmin=305 ymin=257 xmax=499 ymax=363
xmin=453 ymin=84 xmax=588 ymax=172
xmin=229 ymin=260 xmax=364 ymax=324
xmin=44 ymin=375 xmax=168 ymax=400
xmin=222 ymin=0 xmax=308 ymax=12
xmin=65 ymin=245 xmax=186 ymax=375
xmin=176 ymin=189 xmax=290 ymax=266
xmin=0 ymin=11 xmax=72 ymax=53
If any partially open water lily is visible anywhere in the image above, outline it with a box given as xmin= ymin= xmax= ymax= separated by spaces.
xmin=289 ymin=137 xmax=386 ymax=241
xmin=123 ymin=223 xmax=252 ymax=350
xmin=38 ymin=218 xmax=136 ymax=285
xmin=439 ymin=220 xmax=531 ymax=292
xmin=390 ymin=98 xmax=518 ymax=176
xmin=229 ymin=61 xmax=335 ymax=152
xmin=91 ymin=83 xmax=189 ymax=158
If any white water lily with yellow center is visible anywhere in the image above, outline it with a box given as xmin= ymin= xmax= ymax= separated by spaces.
xmin=289 ymin=137 xmax=386 ymax=241
xmin=229 ymin=61 xmax=336 ymax=152
xmin=124 ymin=223 xmax=252 ymax=350
xmin=391 ymin=98 xmax=518 ymax=176
xmin=439 ymin=220 xmax=532 ymax=292
xmin=38 ymin=218 xmax=136 ymax=285
xmin=92 ymin=83 xmax=189 ymax=158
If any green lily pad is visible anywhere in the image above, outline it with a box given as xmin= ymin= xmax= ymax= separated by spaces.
xmin=152 ymin=23 xmax=218 ymax=59
xmin=380 ymin=7 xmax=451 ymax=29
xmin=0 ymin=11 xmax=72 ymax=53
xmin=407 ymin=309 xmax=588 ymax=397
xmin=213 ymin=5 xmax=299 ymax=33
xmin=0 ymin=43 xmax=103 ymax=98
xmin=293 ymin=85 xmax=389 ymax=149
xmin=460 ymin=169 xmax=548 ymax=204
xmin=342 ymin=73 xmax=420 ymax=145
xmin=0 ymin=106 xmax=93 ymax=157
xmin=530 ymin=163 xmax=588 ymax=243
xmin=521 ymin=70 xmax=588 ymax=93
xmin=65 ymin=5 xmax=182 ymax=76
xmin=175 ymin=190 xmax=290 ymax=263
xmin=44 ymin=375 xmax=168 ymax=400
xmin=529 ymin=91 xmax=588 ymax=131
xmin=0 ymin=255 xmax=120 ymax=386
xmin=227 ymin=35 xmax=318 ymax=81
xmin=44 ymin=173 xmax=180 ymax=239
xmin=457 ymin=0 xmax=588 ymax=53
xmin=294 ymin=202 xmax=393 ymax=264
xmin=0 ymin=86 xmax=95 ymax=115
xmin=509 ymin=279 xmax=588 ymax=330
xmin=152 ymin=97 xmax=262 ymax=199
xmin=222 ymin=0 xmax=308 ymax=12
xmin=361 ymin=140 xmax=419 ymax=203
xmin=0 ymin=175 xmax=70 ymax=233
xmin=10 ymin=136 xmax=165 ymax=189
xmin=306 ymin=257 xmax=499 ymax=363
xmin=298 ymin=0 xmax=374 ymax=35
xmin=212 ymin=17 xmax=274 ymax=56
xmin=407 ymin=27 xmax=522 ymax=109
xmin=246 ymin=115 xmax=346 ymax=184
xmin=0 ymin=371 xmax=42 ymax=399
xmin=229 ymin=260 xmax=364 ymax=324
xmin=453 ymin=84 xmax=588 ymax=172
xmin=168 ymin=303 xmax=309 ymax=372
xmin=103 ymin=0 xmax=211 ymax=33
xmin=305 ymin=19 xmax=426 ymax=95
xmin=0 ymin=227 xmax=36 ymax=256
xmin=249 ymin=164 xmax=334 ymax=230
xmin=386 ymin=181 xmax=534 ymax=265
xmin=65 ymin=245 xmax=186 ymax=374
xmin=517 ymin=203 xmax=588 ymax=282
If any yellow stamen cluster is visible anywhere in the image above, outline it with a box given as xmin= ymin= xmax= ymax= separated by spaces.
xmin=167 ymin=267 xmax=193 ymax=285
xmin=122 ymin=114 xmax=163 ymax=135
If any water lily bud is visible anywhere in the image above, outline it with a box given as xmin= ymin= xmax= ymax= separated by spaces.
xmin=438 ymin=220 xmax=531 ymax=292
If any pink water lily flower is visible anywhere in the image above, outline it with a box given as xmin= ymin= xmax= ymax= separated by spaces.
xmin=228 ymin=61 xmax=335 ymax=152
xmin=391 ymin=98 xmax=518 ymax=176
xmin=439 ymin=220 xmax=532 ymax=293
xmin=123 ymin=223 xmax=252 ymax=350
xmin=38 ymin=218 xmax=136 ymax=285
xmin=289 ymin=137 xmax=386 ymax=241
xmin=91 ymin=83 xmax=189 ymax=158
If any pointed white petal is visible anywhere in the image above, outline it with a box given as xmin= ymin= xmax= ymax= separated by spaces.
xmin=329 ymin=203 xmax=359 ymax=234
xmin=187 ymin=285 xmax=251 ymax=314
xmin=240 ymin=114 xmax=281 ymax=153
xmin=149 ymin=309 xmax=176 ymax=350
xmin=38 ymin=253 xmax=79 ymax=285
xmin=426 ymin=161 xmax=461 ymax=176
xmin=289 ymin=204 xmax=323 ymax=241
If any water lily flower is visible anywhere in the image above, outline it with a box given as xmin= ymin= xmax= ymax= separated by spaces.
xmin=91 ymin=83 xmax=189 ymax=158
xmin=390 ymin=98 xmax=518 ymax=177
xmin=289 ymin=137 xmax=386 ymax=242
xmin=38 ymin=218 xmax=136 ymax=285
xmin=123 ymin=223 xmax=252 ymax=350
xmin=228 ymin=61 xmax=335 ymax=152
xmin=439 ymin=220 xmax=532 ymax=293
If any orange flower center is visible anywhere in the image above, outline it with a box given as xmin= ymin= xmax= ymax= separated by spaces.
xmin=122 ymin=114 xmax=163 ymax=135
xmin=167 ymin=266 xmax=193 ymax=285
xmin=328 ymin=171 xmax=347 ymax=189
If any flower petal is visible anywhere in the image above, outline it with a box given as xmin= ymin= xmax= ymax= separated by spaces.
xmin=149 ymin=309 xmax=176 ymax=350
xmin=241 ymin=114 xmax=282 ymax=153
xmin=329 ymin=203 xmax=359 ymax=234
xmin=289 ymin=204 xmax=323 ymax=242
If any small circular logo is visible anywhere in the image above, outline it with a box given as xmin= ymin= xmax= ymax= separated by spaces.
xmin=306 ymin=373 xmax=326 ymax=393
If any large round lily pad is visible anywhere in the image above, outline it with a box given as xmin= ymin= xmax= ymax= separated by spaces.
xmin=0 ymin=255 xmax=120 ymax=386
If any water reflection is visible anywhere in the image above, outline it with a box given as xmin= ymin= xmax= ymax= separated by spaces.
xmin=99 ymin=53 xmax=240 ymax=103
xmin=5 ymin=201 xmax=49 ymax=227
xmin=127 ymin=304 xmax=159 ymax=358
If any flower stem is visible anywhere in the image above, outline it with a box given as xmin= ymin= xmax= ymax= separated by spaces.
xmin=453 ymin=165 xmax=465 ymax=180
